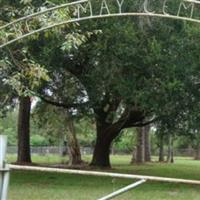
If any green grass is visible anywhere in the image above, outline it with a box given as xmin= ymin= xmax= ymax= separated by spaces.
xmin=8 ymin=155 xmax=200 ymax=200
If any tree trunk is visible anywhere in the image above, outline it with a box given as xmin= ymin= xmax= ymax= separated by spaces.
xmin=62 ymin=140 xmax=68 ymax=156
xmin=135 ymin=127 xmax=145 ymax=164
xmin=64 ymin=111 xmax=82 ymax=166
xmin=17 ymin=96 xmax=32 ymax=164
xmin=130 ymin=147 xmax=136 ymax=164
xmin=167 ymin=134 xmax=174 ymax=163
xmin=167 ymin=135 xmax=171 ymax=162
xmin=171 ymin=142 xmax=174 ymax=163
xmin=194 ymin=145 xmax=200 ymax=160
xmin=90 ymin=134 xmax=112 ymax=168
xmin=158 ymin=134 xmax=165 ymax=162
xmin=144 ymin=125 xmax=151 ymax=162
xmin=90 ymin=119 xmax=120 ymax=168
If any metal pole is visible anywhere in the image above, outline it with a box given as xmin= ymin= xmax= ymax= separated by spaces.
xmin=9 ymin=164 xmax=200 ymax=185
xmin=0 ymin=135 xmax=9 ymax=200
xmin=0 ymin=135 xmax=7 ymax=167
xmin=0 ymin=135 xmax=7 ymax=196
xmin=98 ymin=179 xmax=146 ymax=200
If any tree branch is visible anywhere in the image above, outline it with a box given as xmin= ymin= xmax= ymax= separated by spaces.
xmin=38 ymin=95 xmax=89 ymax=109
xmin=125 ymin=117 xmax=157 ymax=128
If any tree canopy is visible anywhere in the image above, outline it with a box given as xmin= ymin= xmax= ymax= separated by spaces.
xmin=1 ymin=0 xmax=200 ymax=167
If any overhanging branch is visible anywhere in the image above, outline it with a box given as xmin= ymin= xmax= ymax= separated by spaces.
xmin=126 ymin=117 xmax=157 ymax=128
xmin=38 ymin=95 xmax=89 ymax=109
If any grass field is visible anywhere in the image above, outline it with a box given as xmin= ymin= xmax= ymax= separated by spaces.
xmin=8 ymin=155 xmax=200 ymax=200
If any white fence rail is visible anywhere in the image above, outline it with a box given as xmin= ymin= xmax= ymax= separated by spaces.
xmin=98 ymin=179 xmax=146 ymax=200
xmin=0 ymin=136 xmax=9 ymax=200
xmin=9 ymin=165 xmax=200 ymax=185
xmin=9 ymin=164 xmax=200 ymax=199
xmin=1 ymin=137 xmax=200 ymax=200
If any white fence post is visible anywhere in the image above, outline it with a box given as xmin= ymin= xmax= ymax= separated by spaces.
xmin=0 ymin=135 xmax=10 ymax=200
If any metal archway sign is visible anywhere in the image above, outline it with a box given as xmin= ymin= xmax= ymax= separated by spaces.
xmin=0 ymin=0 xmax=200 ymax=48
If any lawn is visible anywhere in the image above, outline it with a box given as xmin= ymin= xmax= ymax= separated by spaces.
xmin=8 ymin=155 xmax=200 ymax=200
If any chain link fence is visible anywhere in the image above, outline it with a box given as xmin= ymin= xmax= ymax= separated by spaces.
xmin=7 ymin=146 xmax=94 ymax=156
xmin=6 ymin=146 xmax=199 ymax=158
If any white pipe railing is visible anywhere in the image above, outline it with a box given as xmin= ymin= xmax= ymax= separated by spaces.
xmin=98 ymin=179 xmax=146 ymax=200
xmin=9 ymin=164 xmax=200 ymax=185
xmin=9 ymin=164 xmax=200 ymax=199
xmin=0 ymin=136 xmax=10 ymax=200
